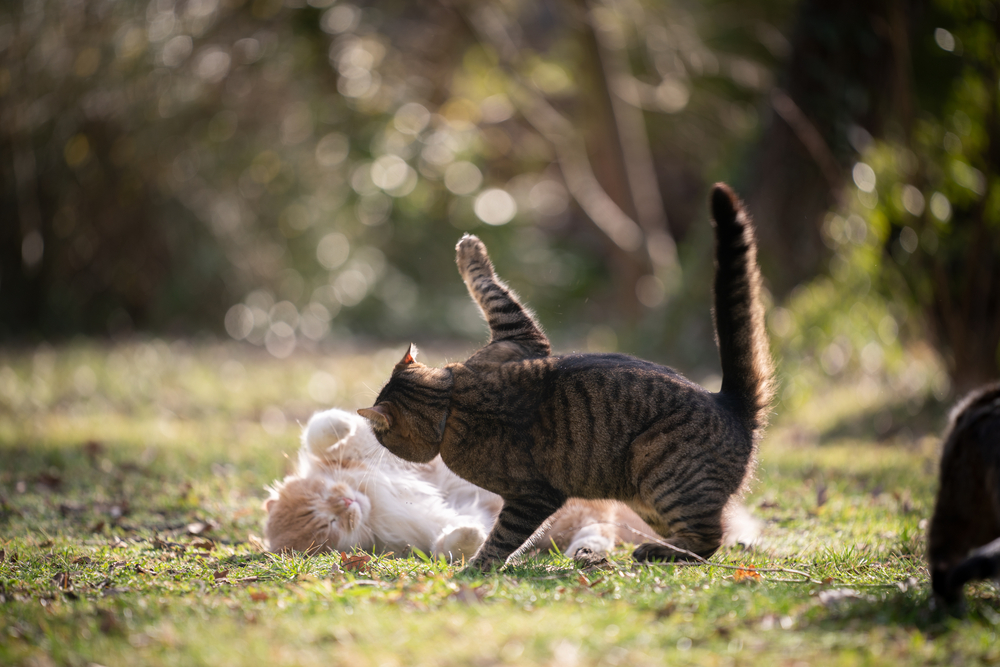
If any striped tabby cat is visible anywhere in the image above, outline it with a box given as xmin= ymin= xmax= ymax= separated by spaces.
xmin=359 ymin=183 xmax=774 ymax=571
xmin=928 ymin=382 xmax=1000 ymax=604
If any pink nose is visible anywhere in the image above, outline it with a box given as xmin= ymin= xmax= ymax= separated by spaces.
xmin=342 ymin=498 xmax=353 ymax=506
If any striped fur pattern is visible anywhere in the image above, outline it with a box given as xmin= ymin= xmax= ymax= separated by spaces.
xmin=360 ymin=183 xmax=774 ymax=571
xmin=928 ymin=382 xmax=1000 ymax=604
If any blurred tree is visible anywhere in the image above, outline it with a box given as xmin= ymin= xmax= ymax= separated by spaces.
xmin=1 ymin=0 xmax=788 ymax=360
xmin=848 ymin=0 xmax=1000 ymax=393
xmin=744 ymin=0 xmax=917 ymax=296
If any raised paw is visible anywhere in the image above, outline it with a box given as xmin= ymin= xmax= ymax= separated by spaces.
xmin=455 ymin=234 xmax=493 ymax=280
xmin=632 ymin=541 xmax=714 ymax=563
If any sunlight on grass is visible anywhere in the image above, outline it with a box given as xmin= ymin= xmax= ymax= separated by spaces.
xmin=1 ymin=341 xmax=998 ymax=666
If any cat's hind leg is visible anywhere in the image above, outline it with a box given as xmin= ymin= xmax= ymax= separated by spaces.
xmin=467 ymin=492 xmax=566 ymax=571
xmin=627 ymin=482 xmax=727 ymax=563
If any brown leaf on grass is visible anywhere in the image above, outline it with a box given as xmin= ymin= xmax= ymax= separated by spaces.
xmin=213 ymin=569 xmax=229 ymax=581
xmin=72 ymin=556 xmax=92 ymax=565
xmin=655 ymin=601 xmax=677 ymax=619
xmin=52 ymin=572 xmax=72 ymax=590
xmin=191 ymin=538 xmax=215 ymax=551
xmin=733 ymin=567 xmax=762 ymax=583
xmin=248 ymin=589 xmax=268 ymax=602
xmin=577 ymin=574 xmax=604 ymax=588
xmin=340 ymin=551 xmax=371 ymax=572
xmin=91 ymin=520 xmax=106 ymax=533
xmin=35 ymin=471 xmax=62 ymax=491
xmin=59 ymin=502 xmax=86 ymax=516
xmin=186 ymin=520 xmax=219 ymax=536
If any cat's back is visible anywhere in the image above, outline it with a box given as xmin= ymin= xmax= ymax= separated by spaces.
xmin=942 ymin=382 xmax=1000 ymax=461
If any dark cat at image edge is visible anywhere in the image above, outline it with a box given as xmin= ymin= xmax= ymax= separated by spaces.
xmin=928 ymin=381 xmax=1000 ymax=605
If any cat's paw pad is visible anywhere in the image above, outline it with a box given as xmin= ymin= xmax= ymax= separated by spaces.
xmin=570 ymin=547 xmax=612 ymax=570
xmin=455 ymin=235 xmax=491 ymax=277
xmin=566 ymin=534 xmax=614 ymax=558
xmin=436 ymin=525 xmax=486 ymax=562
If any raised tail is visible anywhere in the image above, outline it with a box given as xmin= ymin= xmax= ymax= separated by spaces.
xmin=709 ymin=183 xmax=775 ymax=435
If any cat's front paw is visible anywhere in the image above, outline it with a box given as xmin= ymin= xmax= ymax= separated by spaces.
xmin=455 ymin=234 xmax=492 ymax=279
xmin=435 ymin=525 xmax=487 ymax=563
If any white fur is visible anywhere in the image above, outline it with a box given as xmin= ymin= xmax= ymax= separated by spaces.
xmin=267 ymin=408 xmax=501 ymax=560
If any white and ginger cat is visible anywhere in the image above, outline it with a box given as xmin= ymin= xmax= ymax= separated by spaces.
xmin=264 ymin=408 xmax=758 ymax=562
xmin=264 ymin=408 xmax=499 ymax=561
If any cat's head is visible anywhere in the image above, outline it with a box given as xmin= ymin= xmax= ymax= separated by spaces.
xmin=264 ymin=476 xmax=374 ymax=554
xmin=358 ymin=344 xmax=453 ymax=464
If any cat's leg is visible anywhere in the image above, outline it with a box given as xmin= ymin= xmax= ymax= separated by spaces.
xmin=631 ymin=512 xmax=724 ymax=563
xmin=434 ymin=525 xmax=489 ymax=563
xmin=628 ymin=476 xmax=727 ymax=563
xmin=455 ymin=235 xmax=550 ymax=361
xmin=467 ymin=493 xmax=566 ymax=571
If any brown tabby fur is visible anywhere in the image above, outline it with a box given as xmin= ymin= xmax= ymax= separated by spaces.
xmin=359 ymin=184 xmax=774 ymax=570
xmin=928 ymin=382 xmax=1000 ymax=604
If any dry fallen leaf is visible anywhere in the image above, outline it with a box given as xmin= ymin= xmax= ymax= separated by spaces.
xmin=52 ymin=572 xmax=72 ymax=590
xmin=577 ymin=574 xmax=604 ymax=588
xmin=191 ymin=538 xmax=215 ymax=551
xmin=733 ymin=567 xmax=762 ymax=583
xmin=248 ymin=589 xmax=268 ymax=602
xmin=213 ymin=569 xmax=230 ymax=581
xmin=340 ymin=551 xmax=371 ymax=572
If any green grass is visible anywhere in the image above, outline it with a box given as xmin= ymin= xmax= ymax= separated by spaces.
xmin=1 ymin=341 xmax=998 ymax=666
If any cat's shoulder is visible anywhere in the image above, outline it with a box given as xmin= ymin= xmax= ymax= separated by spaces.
xmin=948 ymin=382 xmax=1000 ymax=433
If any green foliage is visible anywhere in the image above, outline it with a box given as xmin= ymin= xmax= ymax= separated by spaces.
xmin=2 ymin=0 xmax=791 ymax=363
xmin=773 ymin=0 xmax=1000 ymax=396
xmin=1 ymin=341 xmax=999 ymax=665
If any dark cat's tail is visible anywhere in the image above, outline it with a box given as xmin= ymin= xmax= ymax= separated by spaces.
xmin=709 ymin=183 xmax=775 ymax=435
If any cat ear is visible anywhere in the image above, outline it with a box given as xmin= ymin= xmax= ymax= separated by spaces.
xmin=398 ymin=343 xmax=418 ymax=366
xmin=358 ymin=405 xmax=392 ymax=430
xmin=263 ymin=498 xmax=275 ymax=511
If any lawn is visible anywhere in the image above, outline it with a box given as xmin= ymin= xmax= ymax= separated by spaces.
xmin=1 ymin=341 xmax=997 ymax=666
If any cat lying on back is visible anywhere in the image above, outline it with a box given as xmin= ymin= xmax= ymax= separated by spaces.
xmin=263 ymin=408 xmax=679 ymax=561
xmin=359 ymin=184 xmax=774 ymax=570
xmin=928 ymin=382 xmax=1000 ymax=604
xmin=265 ymin=408 xmax=498 ymax=561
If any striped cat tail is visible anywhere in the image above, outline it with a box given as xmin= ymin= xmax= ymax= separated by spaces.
xmin=709 ymin=184 xmax=775 ymax=434
xmin=456 ymin=234 xmax=551 ymax=359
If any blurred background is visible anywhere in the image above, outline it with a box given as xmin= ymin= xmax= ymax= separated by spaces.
xmin=1 ymin=0 xmax=998 ymax=416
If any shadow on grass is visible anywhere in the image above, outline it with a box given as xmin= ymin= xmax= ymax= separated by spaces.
xmin=814 ymin=585 xmax=1000 ymax=637
xmin=819 ymin=392 xmax=951 ymax=445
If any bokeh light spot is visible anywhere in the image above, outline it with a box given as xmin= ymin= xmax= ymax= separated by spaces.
xmin=474 ymin=188 xmax=517 ymax=225
xmin=444 ymin=161 xmax=483 ymax=196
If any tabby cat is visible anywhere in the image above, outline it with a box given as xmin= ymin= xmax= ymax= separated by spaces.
xmin=359 ymin=184 xmax=774 ymax=571
xmin=928 ymin=382 xmax=1000 ymax=604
